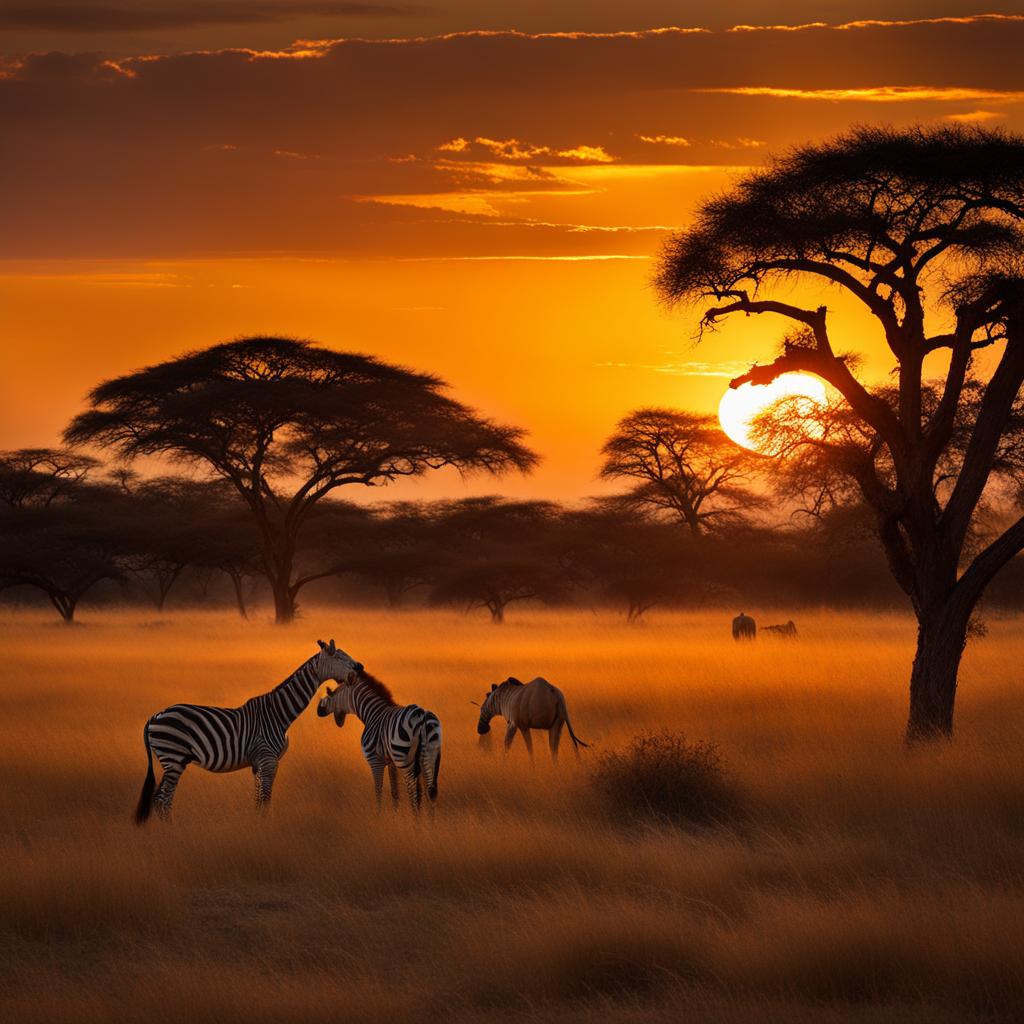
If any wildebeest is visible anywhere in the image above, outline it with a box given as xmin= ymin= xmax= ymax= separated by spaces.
xmin=732 ymin=612 xmax=757 ymax=641
xmin=762 ymin=620 xmax=798 ymax=638
xmin=475 ymin=676 xmax=588 ymax=760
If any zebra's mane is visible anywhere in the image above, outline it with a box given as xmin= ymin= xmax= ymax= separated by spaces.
xmin=356 ymin=671 xmax=397 ymax=706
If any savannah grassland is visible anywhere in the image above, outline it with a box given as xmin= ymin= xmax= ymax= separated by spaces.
xmin=2 ymin=607 xmax=1023 ymax=1024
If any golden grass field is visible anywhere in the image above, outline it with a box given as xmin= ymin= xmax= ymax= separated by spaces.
xmin=2 ymin=606 xmax=1023 ymax=1023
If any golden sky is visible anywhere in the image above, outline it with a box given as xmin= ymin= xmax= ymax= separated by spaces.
xmin=2 ymin=5 xmax=1023 ymax=498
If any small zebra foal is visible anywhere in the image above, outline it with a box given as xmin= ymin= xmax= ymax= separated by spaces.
xmin=317 ymin=673 xmax=442 ymax=814
xmin=135 ymin=639 xmax=362 ymax=824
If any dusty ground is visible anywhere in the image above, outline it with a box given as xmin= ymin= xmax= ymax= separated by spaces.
xmin=1 ymin=606 xmax=1023 ymax=1023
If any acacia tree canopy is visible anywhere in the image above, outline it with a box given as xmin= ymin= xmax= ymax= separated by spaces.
xmin=655 ymin=124 xmax=1024 ymax=741
xmin=65 ymin=336 xmax=538 ymax=623
xmin=600 ymin=408 xmax=763 ymax=535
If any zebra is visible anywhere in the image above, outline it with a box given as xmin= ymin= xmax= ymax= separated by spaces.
xmin=317 ymin=673 xmax=442 ymax=814
xmin=134 ymin=639 xmax=362 ymax=824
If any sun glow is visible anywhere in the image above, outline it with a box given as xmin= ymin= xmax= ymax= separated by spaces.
xmin=718 ymin=372 xmax=827 ymax=451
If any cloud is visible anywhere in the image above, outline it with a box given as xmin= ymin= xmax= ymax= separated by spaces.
xmin=437 ymin=137 xmax=616 ymax=164
xmin=3 ymin=15 xmax=1024 ymax=259
xmin=945 ymin=109 xmax=1005 ymax=123
xmin=596 ymin=359 xmax=754 ymax=377
xmin=0 ymin=3 xmax=422 ymax=33
xmin=637 ymin=134 xmax=692 ymax=147
xmin=703 ymin=86 xmax=1024 ymax=103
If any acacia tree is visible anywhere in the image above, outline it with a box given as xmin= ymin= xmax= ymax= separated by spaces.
xmin=429 ymin=498 xmax=570 ymax=623
xmin=65 ymin=337 xmax=537 ymax=623
xmin=599 ymin=408 xmax=762 ymax=535
xmin=0 ymin=449 xmax=124 ymax=622
xmin=655 ymin=124 xmax=1024 ymax=742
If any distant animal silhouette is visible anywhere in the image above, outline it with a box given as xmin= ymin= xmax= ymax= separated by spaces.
xmin=318 ymin=673 xmax=442 ymax=813
xmin=475 ymin=676 xmax=588 ymax=760
xmin=135 ymin=640 xmax=361 ymax=824
xmin=762 ymin=620 xmax=798 ymax=638
xmin=732 ymin=613 xmax=757 ymax=641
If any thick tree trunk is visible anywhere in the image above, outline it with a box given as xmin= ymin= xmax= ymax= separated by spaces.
xmin=905 ymin=604 xmax=970 ymax=743
xmin=271 ymin=580 xmax=296 ymax=624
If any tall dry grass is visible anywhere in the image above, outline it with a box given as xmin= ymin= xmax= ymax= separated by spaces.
xmin=1 ymin=606 xmax=1023 ymax=1022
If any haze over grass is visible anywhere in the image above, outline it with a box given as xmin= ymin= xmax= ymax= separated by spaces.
xmin=2 ymin=608 xmax=1023 ymax=1022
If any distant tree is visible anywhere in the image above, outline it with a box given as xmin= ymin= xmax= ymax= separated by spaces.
xmin=65 ymin=337 xmax=537 ymax=623
xmin=0 ymin=449 xmax=124 ymax=622
xmin=563 ymin=502 xmax=695 ymax=620
xmin=655 ymin=124 xmax=1024 ymax=741
xmin=429 ymin=498 xmax=569 ymax=622
xmin=600 ymin=409 xmax=762 ymax=536
xmin=0 ymin=448 xmax=99 ymax=508
xmin=335 ymin=502 xmax=442 ymax=607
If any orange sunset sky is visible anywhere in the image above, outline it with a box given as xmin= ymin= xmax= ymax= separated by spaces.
xmin=3 ymin=3 xmax=1024 ymax=498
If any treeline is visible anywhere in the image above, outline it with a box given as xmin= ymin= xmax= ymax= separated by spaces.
xmin=7 ymin=446 xmax=1022 ymax=622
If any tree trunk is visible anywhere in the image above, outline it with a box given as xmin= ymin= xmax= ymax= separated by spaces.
xmin=271 ymin=579 xmax=296 ymax=624
xmin=227 ymin=570 xmax=249 ymax=620
xmin=905 ymin=604 xmax=970 ymax=743
xmin=488 ymin=601 xmax=505 ymax=624
xmin=49 ymin=590 xmax=77 ymax=623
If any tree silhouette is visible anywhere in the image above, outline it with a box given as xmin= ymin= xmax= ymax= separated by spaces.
xmin=655 ymin=124 xmax=1024 ymax=741
xmin=428 ymin=498 xmax=569 ymax=623
xmin=600 ymin=408 xmax=762 ymax=535
xmin=65 ymin=337 xmax=537 ymax=623
xmin=0 ymin=449 xmax=124 ymax=622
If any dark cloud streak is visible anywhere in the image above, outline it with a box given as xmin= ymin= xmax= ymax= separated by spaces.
xmin=0 ymin=2 xmax=423 ymax=33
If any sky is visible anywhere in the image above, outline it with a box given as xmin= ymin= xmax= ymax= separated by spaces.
xmin=2 ymin=3 xmax=1024 ymax=499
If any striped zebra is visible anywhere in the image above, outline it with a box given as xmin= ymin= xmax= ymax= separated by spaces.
xmin=317 ymin=673 xmax=442 ymax=813
xmin=134 ymin=639 xmax=362 ymax=824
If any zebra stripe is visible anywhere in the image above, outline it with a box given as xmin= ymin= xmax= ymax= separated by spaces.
xmin=135 ymin=641 xmax=361 ymax=823
xmin=318 ymin=677 xmax=442 ymax=812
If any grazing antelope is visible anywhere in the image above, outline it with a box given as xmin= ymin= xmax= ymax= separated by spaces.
xmin=762 ymin=620 xmax=798 ymax=638
xmin=134 ymin=639 xmax=362 ymax=824
xmin=318 ymin=673 xmax=442 ymax=813
xmin=732 ymin=613 xmax=757 ymax=640
xmin=475 ymin=676 xmax=588 ymax=761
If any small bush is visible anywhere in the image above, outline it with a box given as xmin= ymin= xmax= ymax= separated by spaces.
xmin=590 ymin=731 xmax=742 ymax=829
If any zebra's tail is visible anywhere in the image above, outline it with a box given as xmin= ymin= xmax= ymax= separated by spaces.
xmin=419 ymin=714 xmax=442 ymax=802
xmin=134 ymin=720 xmax=156 ymax=825
xmin=558 ymin=692 xmax=590 ymax=751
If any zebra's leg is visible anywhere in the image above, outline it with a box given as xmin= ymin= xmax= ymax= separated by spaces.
xmin=387 ymin=763 xmax=400 ymax=810
xmin=153 ymin=759 xmax=188 ymax=820
xmin=253 ymin=756 xmax=278 ymax=809
xmin=403 ymin=766 xmax=422 ymax=814
xmin=520 ymin=727 xmax=535 ymax=761
xmin=503 ymin=722 xmax=518 ymax=753
xmin=368 ymin=757 xmax=386 ymax=811
xmin=549 ymin=720 xmax=564 ymax=762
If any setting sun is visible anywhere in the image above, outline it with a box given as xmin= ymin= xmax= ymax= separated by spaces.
xmin=718 ymin=372 xmax=827 ymax=451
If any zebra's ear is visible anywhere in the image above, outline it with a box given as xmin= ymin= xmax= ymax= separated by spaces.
xmin=317 ymin=640 xmax=326 ymax=650
xmin=490 ymin=684 xmax=497 ymax=692
xmin=328 ymin=639 xmax=337 ymax=654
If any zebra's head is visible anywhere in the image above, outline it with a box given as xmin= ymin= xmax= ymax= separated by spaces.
xmin=314 ymin=639 xmax=362 ymax=685
xmin=475 ymin=677 xmax=520 ymax=734
xmin=316 ymin=683 xmax=352 ymax=728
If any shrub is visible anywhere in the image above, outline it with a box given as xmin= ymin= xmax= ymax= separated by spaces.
xmin=590 ymin=731 xmax=742 ymax=829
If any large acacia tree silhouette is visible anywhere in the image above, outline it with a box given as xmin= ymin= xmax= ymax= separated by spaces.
xmin=656 ymin=125 xmax=1024 ymax=742
xmin=65 ymin=337 xmax=537 ymax=623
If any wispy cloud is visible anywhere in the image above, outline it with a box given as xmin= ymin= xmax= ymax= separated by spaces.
xmin=945 ymin=109 xmax=1005 ymax=123
xmin=701 ymin=86 xmax=1024 ymax=103
xmin=597 ymin=359 xmax=754 ymax=377
xmin=437 ymin=137 xmax=616 ymax=164
xmin=637 ymin=134 xmax=692 ymax=147
xmin=0 ymin=2 xmax=421 ymax=33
